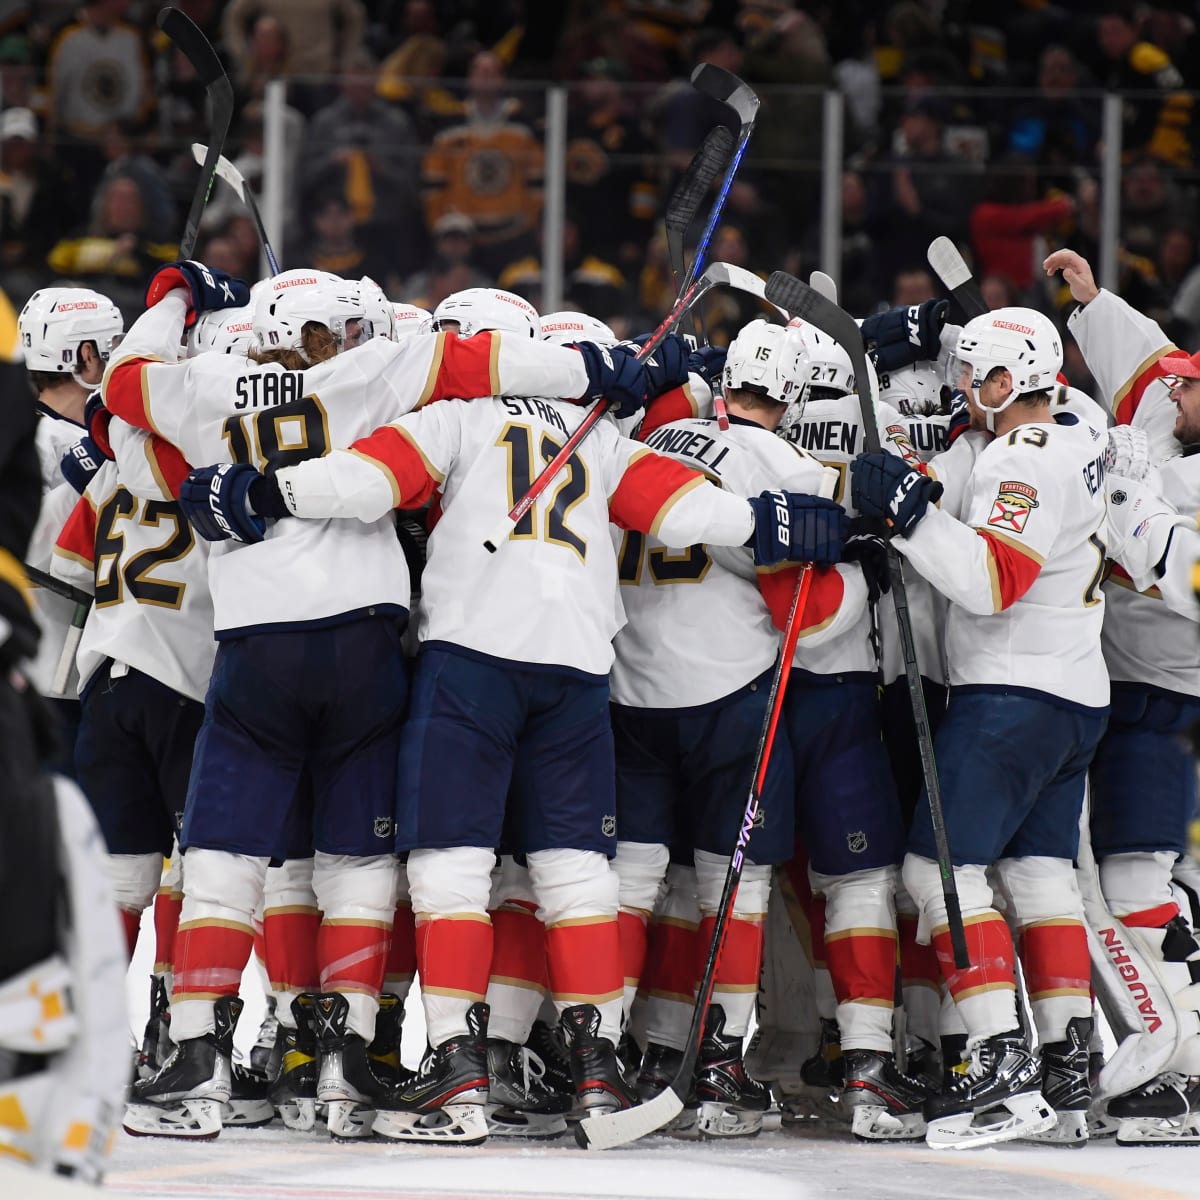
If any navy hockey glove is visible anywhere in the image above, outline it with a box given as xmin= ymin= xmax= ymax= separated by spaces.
xmin=851 ymin=454 xmax=943 ymax=537
xmin=841 ymin=517 xmax=891 ymax=602
xmin=861 ymin=299 xmax=948 ymax=374
xmin=627 ymin=333 xmax=691 ymax=396
xmin=145 ymin=260 xmax=250 ymax=329
xmin=946 ymin=389 xmax=972 ymax=445
xmin=687 ymin=344 xmax=727 ymax=390
xmin=575 ymin=340 xmax=649 ymax=418
xmin=746 ymin=490 xmax=848 ymax=567
xmin=59 ymin=435 xmax=108 ymax=495
xmin=180 ymin=463 xmax=289 ymax=543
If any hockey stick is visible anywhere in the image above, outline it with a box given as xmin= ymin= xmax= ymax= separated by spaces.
xmin=809 ymin=270 xmax=838 ymax=304
xmin=927 ymin=236 xmax=986 ymax=320
xmin=577 ymin=466 xmax=840 ymax=1151
xmin=685 ymin=65 xmax=759 ymax=292
xmin=483 ymin=260 xmax=748 ymax=553
xmin=22 ymin=565 xmax=92 ymax=695
xmin=763 ymin=271 xmax=970 ymax=972
xmin=24 ymin=563 xmax=91 ymax=609
xmin=159 ymin=7 xmax=235 ymax=261
xmin=191 ymin=143 xmax=281 ymax=275
xmin=666 ymin=126 xmax=734 ymax=342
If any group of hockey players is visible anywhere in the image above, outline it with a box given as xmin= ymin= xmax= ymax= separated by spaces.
xmin=7 ymin=226 xmax=1200 ymax=1173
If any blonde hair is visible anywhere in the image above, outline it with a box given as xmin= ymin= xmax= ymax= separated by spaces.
xmin=249 ymin=322 xmax=339 ymax=369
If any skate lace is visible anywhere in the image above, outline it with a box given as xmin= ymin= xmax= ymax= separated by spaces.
xmin=1142 ymin=1072 xmax=1188 ymax=1097
xmin=518 ymin=1045 xmax=548 ymax=1094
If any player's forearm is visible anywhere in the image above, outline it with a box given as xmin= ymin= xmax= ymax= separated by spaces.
xmin=654 ymin=481 xmax=755 ymax=548
xmin=101 ymin=293 xmax=187 ymax=430
xmin=924 ymin=432 xmax=987 ymax=519
xmin=896 ymin=505 xmax=1039 ymax=615
xmin=273 ymin=445 xmax=430 ymax=522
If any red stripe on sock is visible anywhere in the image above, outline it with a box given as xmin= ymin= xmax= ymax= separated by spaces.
xmin=641 ymin=919 xmax=697 ymax=1001
xmin=546 ymin=919 xmax=622 ymax=1000
xmin=119 ymin=907 xmax=141 ymax=960
xmin=898 ymin=913 xmax=940 ymax=989
xmin=174 ymin=920 xmax=254 ymax=999
xmin=1018 ymin=920 xmax=1091 ymax=998
xmin=489 ymin=901 xmax=547 ymax=989
xmin=152 ymin=891 xmax=182 ymax=974
xmin=932 ymin=913 xmax=1015 ymax=1000
xmin=618 ymin=909 xmax=649 ymax=987
xmin=824 ymin=929 xmax=897 ymax=1005
xmin=385 ymin=901 xmax=417 ymax=988
xmin=264 ymin=909 xmax=320 ymax=994
xmin=698 ymin=915 xmax=764 ymax=990
xmin=416 ymin=915 xmax=492 ymax=999
xmin=317 ymin=920 xmax=391 ymax=997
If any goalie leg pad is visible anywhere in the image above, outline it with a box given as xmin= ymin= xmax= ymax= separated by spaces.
xmin=313 ymin=851 xmax=397 ymax=1041
xmin=1100 ymin=851 xmax=1181 ymax=925
xmin=994 ymin=856 xmax=1090 ymax=1043
xmin=528 ymin=848 xmax=622 ymax=1046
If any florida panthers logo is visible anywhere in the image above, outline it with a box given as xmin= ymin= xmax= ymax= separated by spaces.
xmin=987 ymin=480 xmax=1039 ymax=535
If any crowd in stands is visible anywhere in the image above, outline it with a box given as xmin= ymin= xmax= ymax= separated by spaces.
xmin=3 ymin=0 xmax=1200 ymax=354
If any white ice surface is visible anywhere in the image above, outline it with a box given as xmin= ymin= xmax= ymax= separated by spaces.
xmin=104 ymin=911 xmax=1200 ymax=1200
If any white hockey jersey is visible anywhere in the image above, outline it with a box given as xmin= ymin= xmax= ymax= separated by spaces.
xmin=51 ymin=421 xmax=215 ymax=703
xmin=1103 ymin=454 xmax=1200 ymax=697
xmin=270 ymin=397 xmax=763 ymax=677
xmin=897 ymin=411 xmax=1110 ymax=709
xmin=102 ymin=294 xmax=592 ymax=637
xmin=609 ymin=415 xmax=866 ymax=709
xmin=1068 ymin=289 xmax=1185 ymax=462
xmin=27 ymin=416 xmax=87 ymax=698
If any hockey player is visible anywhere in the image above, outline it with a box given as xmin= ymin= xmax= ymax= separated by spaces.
xmin=608 ymin=319 xmax=862 ymax=1138
xmin=180 ymin=335 xmax=848 ymax=1145
xmin=97 ymin=261 xmax=716 ymax=1141
xmin=17 ymin=286 xmax=125 ymax=771
xmin=773 ymin=323 xmax=940 ymax=1141
xmin=1047 ymin=248 xmax=1200 ymax=1141
xmin=854 ymin=306 xmax=1109 ymax=1148
xmin=432 ymin=286 xmax=540 ymax=338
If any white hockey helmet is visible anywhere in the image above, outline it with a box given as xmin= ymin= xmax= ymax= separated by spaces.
xmin=539 ymin=310 xmax=617 ymax=347
xmin=950 ymin=306 xmax=1062 ymax=431
xmin=187 ymin=304 xmax=255 ymax=357
xmin=18 ymin=287 xmax=124 ymax=379
xmin=359 ymin=275 xmax=397 ymax=342
xmin=432 ymin=287 xmax=540 ymax=338
xmin=252 ymin=269 xmax=368 ymax=361
xmin=877 ymin=359 xmax=946 ymax=417
xmin=391 ymin=302 xmax=433 ymax=338
xmin=724 ymin=319 xmax=807 ymax=405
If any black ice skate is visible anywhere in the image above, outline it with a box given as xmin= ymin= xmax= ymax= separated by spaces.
xmin=312 ymin=992 xmax=384 ymax=1139
xmin=137 ymin=975 xmax=172 ymax=1079
xmin=694 ymin=1006 xmax=771 ymax=1139
xmin=527 ymin=1017 xmax=575 ymax=1096
xmin=367 ymin=993 xmax=412 ymax=1092
xmin=780 ymin=1017 xmax=844 ymax=1123
xmin=268 ymin=994 xmax=319 ymax=1131
xmin=247 ymin=994 xmax=278 ymax=1080
xmin=636 ymin=1041 xmax=684 ymax=1103
xmin=373 ymin=1001 xmax=490 ymax=1145
xmin=485 ymin=1038 xmax=572 ymax=1139
xmin=223 ymin=1063 xmax=275 ymax=1128
xmin=800 ymin=1017 xmax=844 ymax=1090
xmin=841 ymin=1048 xmax=930 ymax=1142
xmin=1023 ymin=1016 xmax=1092 ymax=1147
xmin=123 ymin=996 xmax=241 ymax=1139
xmin=1108 ymin=1072 xmax=1200 ymax=1145
xmin=924 ymin=1029 xmax=1055 ymax=1149
xmin=561 ymin=1004 xmax=637 ymax=1118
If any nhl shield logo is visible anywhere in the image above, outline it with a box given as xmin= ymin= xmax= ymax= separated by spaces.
xmin=374 ymin=816 xmax=393 ymax=838
xmin=601 ymin=815 xmax=617 ymax=837
xmin=847 ymin=830 xmax=868 ymax=854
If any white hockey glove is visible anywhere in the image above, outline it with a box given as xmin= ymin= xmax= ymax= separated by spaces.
xmin=1104 ymin=425 xmax=1153 ymax=481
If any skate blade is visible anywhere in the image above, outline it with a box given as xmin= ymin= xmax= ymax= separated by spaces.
xmin=696 ymin=1100 xmax=765 ymax=1140
xmin=485 ymin=1106 xmax=567 ymax=1140
xmin=850 ymin=1105 xmax=926 ymax=1142
xmin=222 ymin=1098 xmax=276 ymax=1128
xmin=1116 ymin=1114 xmax=1200 ymax=1145
xmin=779 ymin=1087 xmax=846 ymax=1124
xmin=324 ymin=1098 xmax=376 ymax=1139
xmin=278 ymin=1098 xmax=318 ymax=1132
xmin=1021 ymin=1109 xmax=1088 ymax=1147
xmin=1087 ymin=1108 xmax=1121 ymax=1139
xmin=926 ymin=1092 xmax=1055 ymax=1150
xmin=123 ymin=1097 xmax=223 ymax=1140
xmin=374 ymin=1102 xmax=488 ymax=1145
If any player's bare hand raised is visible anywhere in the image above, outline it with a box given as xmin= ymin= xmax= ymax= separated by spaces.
xmin=1043 ymin=249 xmax=1099 ymax=305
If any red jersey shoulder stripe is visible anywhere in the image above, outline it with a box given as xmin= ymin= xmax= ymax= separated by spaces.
xmin=419 ymin=331 xmax=503 ymax=408
xmin=1114 ymin=346 xmax=1188 ymax=425
xmin=54 ymin=492 xmax=98 ymax=572
xmin=979 ymin=529 xmax=1042 ymax=610
xmin=608 ymin=449 xmax=706 ymax=534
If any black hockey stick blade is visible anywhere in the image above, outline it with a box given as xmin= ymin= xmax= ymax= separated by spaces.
xmin=160 ymin=7 xmax=234 ymax=260
xmin=763 ymin=270 xmax=971 ymax=972
xmin=665 ymin=126 xmax=734 ymax=237
xmin=691 ymin=63 xmax=760 ymax=128
xmin=927 ymin=236 xmax=986 ymax=319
